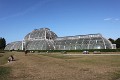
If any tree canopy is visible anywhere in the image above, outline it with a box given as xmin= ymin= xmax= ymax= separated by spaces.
xmin=0 ymin=38 xmax=6 ymax=50
xmin=109 ymin=38 xmax=120 ymax=49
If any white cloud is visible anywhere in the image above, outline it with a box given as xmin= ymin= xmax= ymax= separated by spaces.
xmin=104 ymin=18 xmax=112 ymax=21
xmin=104 ymin=18 xmax=120 ymax=22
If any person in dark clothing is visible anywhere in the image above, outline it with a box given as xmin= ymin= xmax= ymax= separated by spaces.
xmin=25 ymin=50 xmax=27 ymax=56
xmin=10 ymin=55 xmax=14 ymax=61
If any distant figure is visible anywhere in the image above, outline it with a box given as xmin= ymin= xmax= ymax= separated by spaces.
xmin=25 ymin=50 xmax=27 ymax=56
xmin=8 ymin=55 xmax=14 ymax=62
xmin=8 ymin=56 xmax=12 ymax=62
xmin=10 ymin=55 xmax=14 ymax=61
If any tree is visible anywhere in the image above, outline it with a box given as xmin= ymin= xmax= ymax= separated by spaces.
xmin=2 ymin=38 xmax=6 ymax=49
xmin=115 ymin=38 xmax=120 ymax=48
xmin=0 ymin=38 xmax=6 ymax=49
xmin=108 ymin=38 xmax=115 ymax=44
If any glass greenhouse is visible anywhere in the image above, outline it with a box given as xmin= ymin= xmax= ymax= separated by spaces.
xmin=5 ymin=41 xmax=22 ymax=50
xmin=5 ymin=28 xmax=115 ymax=50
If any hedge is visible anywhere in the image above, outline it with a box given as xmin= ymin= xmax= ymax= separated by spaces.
xmin=3 ymin=49 xmax=120 ymax=53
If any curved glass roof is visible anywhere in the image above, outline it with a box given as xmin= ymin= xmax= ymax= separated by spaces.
xmin=54 ymin=34 xmax=113 ymax=50
xmin=5 ymin=28 xmax=115 ymax=50
xmin=24 ymin=28 xmax=58 ymax=40
xmin=4 ymin=41 xmax=22 ymax=50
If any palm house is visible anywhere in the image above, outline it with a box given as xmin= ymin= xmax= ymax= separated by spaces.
xmin=5 ymin=28 xmax=115 ymax=50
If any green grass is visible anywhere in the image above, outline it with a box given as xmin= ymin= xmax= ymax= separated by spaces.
xmin=110 ymin=71 xmax=120 ymax=80
xmin=40 ymin=54 xmax=120 ymax=65
xmin=0 ymin=52 xmax=120 ymax=80
xmin=0 ymin=66 xmax=11 ymax=80
xmin=40 ymin=53 xmax=78 ymax=59
xmin=39 ymin=53 xmax=120 ymax=80
xmin=114 ymin=72 xmax=120 ymax=80
xmin=0 ymin=52 xmax=14 ymax=65
xmin=0 ymin=52 xmax=13 ymax=80
xmin=0 ymin=54 xmax=4 ymax=57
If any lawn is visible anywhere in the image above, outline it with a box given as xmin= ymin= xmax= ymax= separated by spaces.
xmin=40 ymin=53 xmax=120 ymax=80
xmin=0 ymin=52 xmax=13 ymax=80
xmin=0 ymin=52 xmax=120 ymax=80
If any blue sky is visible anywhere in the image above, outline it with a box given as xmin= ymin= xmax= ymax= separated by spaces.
xmin=0 ymin=0 xmax=120 ymax=43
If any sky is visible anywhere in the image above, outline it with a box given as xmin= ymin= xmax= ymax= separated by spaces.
xmin=0 ymin=0 xmax=120 ymax=43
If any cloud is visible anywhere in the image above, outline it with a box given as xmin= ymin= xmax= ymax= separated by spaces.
xmin=104 ymin=18 xmax=112 ymax=21
xmin=104 ymin=18 xmax=120 ymax=22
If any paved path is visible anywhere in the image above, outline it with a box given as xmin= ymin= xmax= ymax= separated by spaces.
xmin=64 ymin=54 xmax=120 ymax=56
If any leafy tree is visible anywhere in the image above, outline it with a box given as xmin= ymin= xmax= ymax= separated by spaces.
xmin=108 ymin=38 xmax=115 ymax=44
xmin=2 ymin=38 xmax=6 ymax=49
xmin=0 ymin=38 xmax=6 ymax=49
xmin=115 ymin=38 xmax=120 ymax=48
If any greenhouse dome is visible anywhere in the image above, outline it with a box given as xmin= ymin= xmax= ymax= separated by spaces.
xmin=22 ymin=28 xmax=57 ymax=50
xmin=24 ymin=28 xmax=58 ymax=40
xmin=4 ymin=28 xmax=115 ymax=50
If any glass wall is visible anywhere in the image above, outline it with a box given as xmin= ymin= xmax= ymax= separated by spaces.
xmin=5 ymin=41 xmax=22 ymax=50
xmin=4 ymin=28 xmax=114 ymax=50
xmin=54 ymin=34 xmax=113 ymax=50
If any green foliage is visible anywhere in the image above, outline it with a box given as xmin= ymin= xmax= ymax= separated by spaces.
xmin=108 ymin=38 xmax=115 ymax=44
xmin=109 ymin=38 xmax=120 ymax=49
xmin=26 ymin=49 xmax=120 ymax=53
xmin=5 ymin=48 xmax=120 ymax=53
xmin=115 ymin=38 xmax=120 ymax=48
xmin=0 ymin=38 xmax=6 ymax=50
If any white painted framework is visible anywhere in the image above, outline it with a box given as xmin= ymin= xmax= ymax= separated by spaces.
xmin=5 ymin=28 xmax=115 ymax=50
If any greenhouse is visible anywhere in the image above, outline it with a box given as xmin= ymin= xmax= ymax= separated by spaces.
xmin=5 ymin=41 xmax=22 ymax=50
xmin=5 ymin=28 xmax=115 ymax=50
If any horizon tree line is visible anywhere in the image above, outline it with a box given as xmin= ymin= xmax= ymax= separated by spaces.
xmin=108 ymin=38 xmax=120 ymax=48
